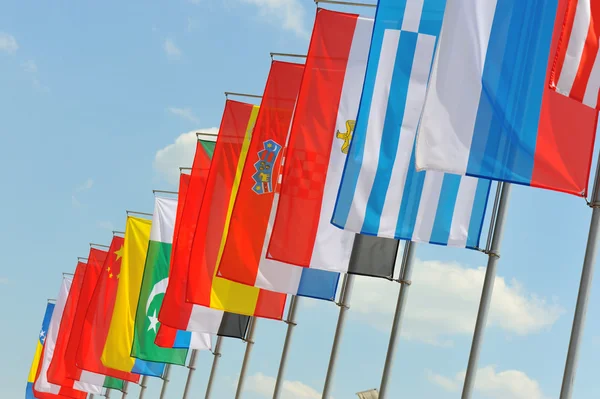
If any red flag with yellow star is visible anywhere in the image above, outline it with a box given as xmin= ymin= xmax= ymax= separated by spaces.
xmin=75 ymin=235 xmax=140 ymax=382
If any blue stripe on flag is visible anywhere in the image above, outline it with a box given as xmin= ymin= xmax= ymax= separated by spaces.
xmin=466 ymin=179 xmax=493 ymax=249
xmin=395 ymin=148 xmax=425 ymax=238
xmin=172 ymin=330 xmax=192 ymax=349
xmin=296 ymin=268 xmax=339 ymax=301
xmin=467 ymin=0 xmax=558 ymax=184
xmin=419 ymin=0 xmax=448 ymax=36
xmin=430 ymin=174 xmax=461 ymax=245
xmin=363 ymin=30 xmax=418 ymax=234
xmin=132 ymin=358 xmax=165 ymax=377
xmin=26 ymin=382 xmax=34 ymax=399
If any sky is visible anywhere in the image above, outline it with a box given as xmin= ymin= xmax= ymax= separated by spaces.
xmin=1 ymin=0 xmax=599 ymax=398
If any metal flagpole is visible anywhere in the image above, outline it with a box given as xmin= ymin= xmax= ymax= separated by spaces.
xmin=235 ymin=317 xmax=257 ymax=399
xmin=159 ymin=364 xmax=172 ymax=399
xmin=182 ymin=349 xmax=200 ymax=399
xmin=461 ymin=182 xmax=512 ymax=398
xmin=378 ymin=241 xmax=416 ymax=398
xmin=138 ymin=376 xmax=148 ymax=399
xmin=321 ymin=273 xmax=355 ymax=399
xmin=105 ymin=389 xmax=112 ymax=398
xmin=205 ymin=336 xmax=223 ymax=399
xmin=559 ymin=160 xmax=600 ymax=399
xmin=273 ymin=296 xmax=300 ymax=398
xmin=121 ymin=381 xmax=129 ymax=399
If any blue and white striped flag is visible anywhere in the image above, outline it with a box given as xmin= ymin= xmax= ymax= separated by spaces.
xmin=332 ymin=0 xmax=491 ymax=249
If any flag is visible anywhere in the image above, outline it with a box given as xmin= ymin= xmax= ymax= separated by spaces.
xmin=64 ymin=248 xmax=112 ymax=386
xmin=26 ymin=302 xmax=55 ymax=399
xmin=47 ymin=263 xmax=105 ymax=394
xmin=103 ymin=377 xmax=124 ymax=392
xmin=332 ymin=0 xmax=491 ymax=249
xmin=102 ymin=216 xmax=165 ymax=377
xmin=215 ymin=60 xmax=306 ymax=296
xmin=186 ymin=79 xmax=289 ymax=318
xmin=132 ymin=196 xmax=210 ymax=361
xmin=415 ymin=0 xmax=598 ymax=196
xmin=159 ymin=129 xmax=250 ymax=337
xmin=76 ymin=236 xmax=140 ymax=383
xmin=34 ymin=276 xmax=97 ymax=398
xmin=264 ymin=9 xmax=375 ymax=278
xmin=550 ymin=0 xmax=600 ymax=109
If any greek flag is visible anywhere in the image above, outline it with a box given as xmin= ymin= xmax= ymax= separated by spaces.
xmin=332 ymin=0 xmax=491 ymax=249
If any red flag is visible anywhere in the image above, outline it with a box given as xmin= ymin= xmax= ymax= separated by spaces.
xmin=216 ymin=60 xmax=305 ymax=286
xmin=76 ymin=236 xmax=140 ymax=382
xmin=47 ymin=262 xmax=87 ymax=388
xmin=64 ymin=248 xmax=107 ymax=382
xmin=33 ymin=345 xmax=86 ymax=399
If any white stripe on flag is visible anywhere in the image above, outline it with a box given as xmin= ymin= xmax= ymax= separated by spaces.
xmin=187 ymin=306 xmax=224 ymax=334
xmin=415 ymin=0 xmax=498 ymax=174
xmin=150 ymin=197 xmax=177 ymax=244
xmin=447 ymin=176 xmax=479 ymax=247
xmin=189 ymin=332 xmax=212 ymax=351
xmin=73 ymin=381 xmax=103 ymax=395
xmin=583 ymin=47 xmax=600 ymax=108
xmin=380 ymin=32 xmax=436 ymax=237
xmin=556 ymin=0 xmax=591 ymax=96
xmin=345 ymin=29 xmax=400 ymax=232
xmin=412 ymin=171 xmax=443 ymax=243
xmin=310 ymin=16 xmax=373 ymax=272
xmin=401 ymin=0 xmax=425 ymax=33
xmin=75 ymin=371 xmax=104 ymax=393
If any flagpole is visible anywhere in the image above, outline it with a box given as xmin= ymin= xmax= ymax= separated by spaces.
xmin=321 ymin=273 xmax=355 ymax=399
xmin=182 ymin=349 xmax=199 ymax=399
xmin=461 ymin=181 xmax=511 ymax=398
xmin=105 ymin=389 xmax=112 ymax=398
xmin=273 ymin=295 xmax=299 ymax=398
xmin=205 ymin=336 xmax=223 ymax=399
xmin=138 ymin=376 xmax=148 ymax=399
xmin=378 ymin=241 xmax=416 ymax=398
xmin=159 ymin=364 xmax=171 ymax=399
xmin=121 ymin=381 xmax=128 ymax=399
xmin=559 ymin=159 xmax=600 ymax=399
xmin=235 ymin=317 xmax=257 ymax=399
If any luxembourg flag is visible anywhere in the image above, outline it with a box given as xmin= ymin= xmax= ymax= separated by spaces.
xmin=332 ymin=0 xmax=491 ymax=249
xmin=416 ymin=0 xmax=598 ymax=196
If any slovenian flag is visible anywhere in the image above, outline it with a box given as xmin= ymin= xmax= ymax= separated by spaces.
xmin=416 ymin=0 xmax=598 ymax=196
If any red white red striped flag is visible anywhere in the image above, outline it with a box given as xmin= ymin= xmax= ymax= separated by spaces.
xmin=551 ymin=0 xmax=600 ymax=108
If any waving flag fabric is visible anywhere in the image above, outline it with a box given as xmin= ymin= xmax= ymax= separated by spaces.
xmin=26 ymin=302 xmax=55 ymax=399
xmin=264 ymin=9 xmax=373 ymax=277
xmin=332 ymin=0 xmax=491 ymax=249
xmin=34 ymin=276 xmax=93 ymax=398
xmin=416 ymin=0 xmax=598 ymax=196
xmin=550 ymin=0 xmax=600 ymax=109
xmin=159 ymin=111 xmax=252 ymax=336
xmin=64 ymin=248 xmax=109 ymax=386
xmin=47 ymin=263 xmax=105 ymax=394
xmin=102 ymin=216 xmax=165 ymax=377
xmin=76 ymin=236 xmax=140 ymax=383
xmin=132 ymin=196 xmax=210 ymax=360
xmin=186 ymin=69 xmax=290 ymax=318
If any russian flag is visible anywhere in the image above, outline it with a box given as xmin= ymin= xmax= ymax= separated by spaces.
xmin=416 ymin=0 xmax=598 ymax=196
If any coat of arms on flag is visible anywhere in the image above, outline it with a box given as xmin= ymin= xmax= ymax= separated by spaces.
xmin=252 ymin=139 xmax=282 ymax=194
xmin=336 ymin=120 xmax=355 ymax=154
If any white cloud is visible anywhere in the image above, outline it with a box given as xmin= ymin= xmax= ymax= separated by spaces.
xmin=71 ymin=195 xmax=82 ymax=208
xmin=0 ymin=32 xmax=18 ymax=54
xmin=351 ymin=259 xmax=564 ymax=345
xmin=237 ymin=0 xmax=308 ymax=37
xmin=168 ymin=107 xmax=199 ymax=123
xmin=76 ymin=178 xmax=94 ymax=192
xmin=164 ymin=38 xmax=182 ymax=59
xmin=429 ymin=366 xmax=548 ymax=399
xmin=246 ymin=372 xmax=324 ymax=399
xmin=22 ymin=60 xmax=37 ymax=73
xmin=154 ymin=128 xmax=218 ymax=185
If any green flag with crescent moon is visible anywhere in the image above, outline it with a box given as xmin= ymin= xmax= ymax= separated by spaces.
xmin=131 ymin=197 xmax=188 ymax=365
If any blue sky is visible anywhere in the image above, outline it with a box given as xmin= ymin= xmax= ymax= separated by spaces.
xmin=1 ymin=0 xmax=599 ymax=398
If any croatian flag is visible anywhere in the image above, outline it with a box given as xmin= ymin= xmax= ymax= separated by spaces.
xmin=332 ymin=0 xmax=491 ymax=249
xmin=550 ymin=0 xmax=600 ymax=109
xmin=416 ymin=0 xmax=598 ymax=196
